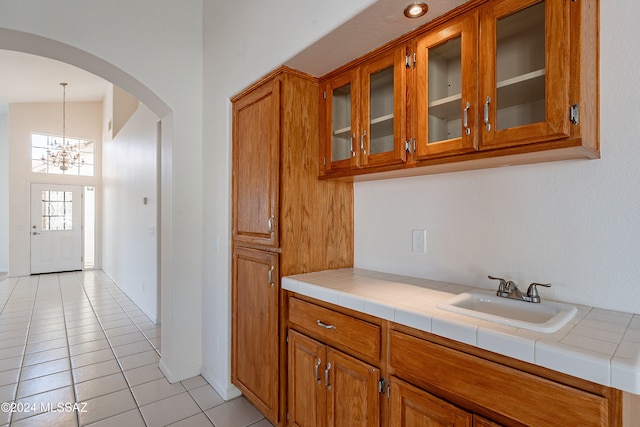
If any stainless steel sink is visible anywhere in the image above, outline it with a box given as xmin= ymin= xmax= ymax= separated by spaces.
xmin=437 ymin=290 xmax=577 ymax=333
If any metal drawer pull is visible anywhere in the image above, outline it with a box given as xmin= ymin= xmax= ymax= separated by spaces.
xmin=316 ymin=320 xmax=336 ymax=330
xmin=314 ymin=358 xmax=321 ymax=384
xmin=267 ymin=216 xmax=275 ymax=233
xmin=325 ymin=362 xmax=332 ymax=390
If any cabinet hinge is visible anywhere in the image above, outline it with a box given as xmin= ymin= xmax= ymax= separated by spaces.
xmin=570 ymin=103 xmax=579 ymax=125
xmin=405 ymin=53 xmax=416 ymax=68
xmin=405 ymin=139 xmax=416 ymax=153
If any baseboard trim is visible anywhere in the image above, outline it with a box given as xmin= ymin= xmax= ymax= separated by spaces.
xmin=159 ymin=358 xmax=201 ymax=384
xmin=201 ymin=368 xmax=242 ymax=401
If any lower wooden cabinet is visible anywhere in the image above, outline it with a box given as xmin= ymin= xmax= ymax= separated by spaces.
xmin=389 ymin=329 xmax=616 ymax=426
xmin=232 ymin=247 xmax=279 ymax=421
xmin=389 ymin=377 xmax=472 ymax=427
xmin=288 ymin=329 xmax=380 ymax=427
xmin=283 ymin=294 xmax=625 ymax=427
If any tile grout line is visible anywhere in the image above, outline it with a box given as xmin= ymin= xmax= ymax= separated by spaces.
xmin=10 ymin=276 xmax=39 ymax=426
xmin=59 ymin=272 xmax=87 ymax=427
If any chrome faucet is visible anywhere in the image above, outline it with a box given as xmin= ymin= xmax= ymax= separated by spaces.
xmin=488 ymin=276 xmax=551 ymax=303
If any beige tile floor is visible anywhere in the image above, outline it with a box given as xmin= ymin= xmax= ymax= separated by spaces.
xmin=0 ymin=271 xmax=273 ymax=427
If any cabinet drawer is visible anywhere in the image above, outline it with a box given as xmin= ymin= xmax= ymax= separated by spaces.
xmin=288 ymin=298 xmax=381 ymax=361
xmin=390 ymin=330 xmax=609 ymax=426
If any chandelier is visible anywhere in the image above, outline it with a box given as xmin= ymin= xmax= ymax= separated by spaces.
xmin=41 ymin=83 xmax=84 ymax=171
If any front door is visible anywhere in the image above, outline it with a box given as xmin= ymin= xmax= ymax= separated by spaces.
xmin=30 ymin=183 xmax=83 ymax=274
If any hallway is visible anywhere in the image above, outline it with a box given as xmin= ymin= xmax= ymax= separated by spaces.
xmin=0 ymin=272 xmax=270 ymax=426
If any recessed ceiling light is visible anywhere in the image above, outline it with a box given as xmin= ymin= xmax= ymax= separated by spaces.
xmin=404 ymin=2 xmax=428 ymax=19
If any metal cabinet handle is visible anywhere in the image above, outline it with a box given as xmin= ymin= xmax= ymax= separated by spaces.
xmin=267 ymin=266 xmax=275 ymax=288
xmin=314 ymin=358 xmax=321 ymax=385
xmin=351 ymin=133 xmax=356 ymax=157
xmin=360 ymin=130 xmax=367 ymax=155
xmin=484 ymin=96 xmax=491 ymax=131
xmin=267 ymin=216 xmax=275 ymax=233
xmin=463 ymin=102 xmax=471 ymax=135
xmin=316 ymin=320 xmax=336 ymax=330
xmin=324 ymin=362 xmax=332 ymax=390
xmin=32 ymin=231 xmax=41 ymax=235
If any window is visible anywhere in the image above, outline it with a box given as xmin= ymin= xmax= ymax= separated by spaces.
xmin=31 ymin=133 xmax=95 ymax=176
xmin=40 ymin=190 xmax=73 ymax=231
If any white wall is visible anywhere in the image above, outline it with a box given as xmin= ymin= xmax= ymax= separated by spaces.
xmin=102 ymin=102 xmax=159 ymax=323
xmin=354 ymin=2 xmax=640 ymax=314
xmin=202 ymin=0 xmax=376 ymax=398
xmin=0 ymin=0 xmax=203 ymax=382
xmin=8 ymin=102 xmax=102 ymax=277
xmin=0 ymin=109 xmax=8 ymax=272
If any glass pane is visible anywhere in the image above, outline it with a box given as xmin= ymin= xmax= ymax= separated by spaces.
xmin=331 ymin=83 xmax=352 ymax=162
xmin=369 ymin=66 xmax=394 ymax=155
xmin=428 ymin=36 xmax=462 ymax=144
xmin=496 ymin=1 xmax=546 ymax=130
xmin=32 ymin=133 xmax=95 ymax=176
xmin=41 ymin=190 xmax=73 ymax=231
xmin=79 ymin=163 xmax=94 ymax=177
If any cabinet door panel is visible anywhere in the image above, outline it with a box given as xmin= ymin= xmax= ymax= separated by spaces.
xmin=360 ymin=47 xmax=407 ymax=167
xmin=288 ymin=330 xmax=326 ymax=427
xmin=323 ymin=71 xmax=359 ymax=173
xmin=390 ymin=331 xmax=609 ymax=426
xmin=480 ymin=0 xmax=570 ymax=149
xmin=232 ymin=248 xmax=279 ymax=420
xmin=326 ymin=348 xmax=380 ymax=427
xmin=232 ymin=79 xmax=280 ymax=247
xmin=390 ymin=377 xmax=472 ymax=427
xmin=416 ymin=13 xmax=479 ymax=159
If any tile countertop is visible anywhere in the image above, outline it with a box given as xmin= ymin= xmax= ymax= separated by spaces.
xmin=282 ymin=268 xmax=640 ymax=395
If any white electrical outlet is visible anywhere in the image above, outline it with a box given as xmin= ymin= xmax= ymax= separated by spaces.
xmin=412 ymin=229 xmax=427 ymax=253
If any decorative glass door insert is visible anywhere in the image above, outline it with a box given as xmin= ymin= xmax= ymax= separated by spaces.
xmin=40 ymin=190 xmax=73 ymax=231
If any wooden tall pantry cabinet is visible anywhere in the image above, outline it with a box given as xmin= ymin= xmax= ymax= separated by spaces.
xmin=231 ymin=67 xmax=354 ymax=425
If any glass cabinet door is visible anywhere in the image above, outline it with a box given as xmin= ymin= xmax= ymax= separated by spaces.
xmin=332 ymin=83 xmax=354 ymax=162
xmin=323 ymin=72 xmax=358 ymax=172
xmin=480 ymin=0 xmax=570 ymax=149
xmin=416 ymin=14 xmax=478 ymax=159
xmin=360 ymin=48 xmax=407 ymax=167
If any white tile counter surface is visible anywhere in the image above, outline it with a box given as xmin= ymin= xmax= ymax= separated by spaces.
xmin=282 ymin=268 xmax=640 ymax=395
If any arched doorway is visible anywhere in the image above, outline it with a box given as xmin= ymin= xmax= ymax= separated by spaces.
xmin=0 ymin=27 xmax=181 ymax=380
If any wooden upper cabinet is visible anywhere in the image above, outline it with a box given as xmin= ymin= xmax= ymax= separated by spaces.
xmin=479 ymin=0 xmax=571 ymax=149
xmin=232 ymin=79 xmax=280 ymax=248
xmin=415 ymin=12 xmax=479 ymax=159
xmin=321 ymin=46 xmax=407 ymax=175
xmin=318 ymin=0 xmax=598 ymax=179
